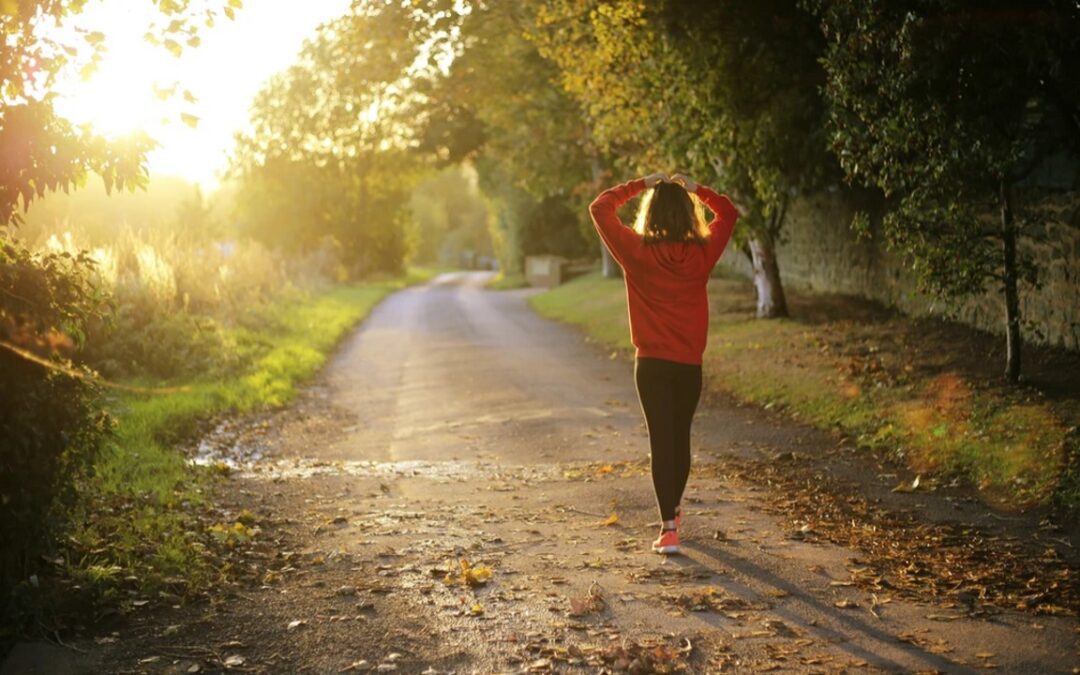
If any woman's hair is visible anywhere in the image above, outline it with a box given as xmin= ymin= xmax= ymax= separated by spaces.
xmin=633 ymin=181 xmax=710 ymax=245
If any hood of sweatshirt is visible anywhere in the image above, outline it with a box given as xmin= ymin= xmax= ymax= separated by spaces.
xmin=649 ymin=241 xmax=706 ymax=277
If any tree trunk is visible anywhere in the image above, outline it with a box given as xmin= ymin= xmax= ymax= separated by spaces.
xmin=585 ymin=128 xmax=621 ymax=279
xmin=1001 ymin=180 xmax=1021 ymax=383
xmin=601 ymin=245 xmax=622 ymax=278
xmin=748 ymin=236 xmax=788 ymax=318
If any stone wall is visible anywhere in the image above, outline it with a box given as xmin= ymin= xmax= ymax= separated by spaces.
xmin=715 ymin=191 xmax=1080 ymax=351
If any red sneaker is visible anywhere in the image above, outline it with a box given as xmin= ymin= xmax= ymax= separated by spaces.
xmin=652 ymin=529 xmax=680 ymax=555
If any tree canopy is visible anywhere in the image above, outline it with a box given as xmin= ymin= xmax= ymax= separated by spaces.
xmin=1 ymin=0 xmax=240 ymax=225
xmin=229 ymin=1 xmax=457 ymax=274
xmin=530 ymin=0 xmax=837 ymax=317
xmin=414 ymin=1 xmax=596 ymax=273
xmin=809 ymin=0 xmax=1080 ymax=380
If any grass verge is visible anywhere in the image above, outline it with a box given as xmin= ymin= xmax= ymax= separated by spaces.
xmin=531 ymin=272 xmax=1078 ymax=511
xmin=485 ymin=271 xmax=528 ymax=290
xmin=60 ymin=269 xmax=439 ymax=613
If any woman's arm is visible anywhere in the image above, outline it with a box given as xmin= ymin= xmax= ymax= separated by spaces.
xmin=697 ymin=186 xmax=740 ymax=263
xmin=588 ymin=173 xmax=665 ymax=265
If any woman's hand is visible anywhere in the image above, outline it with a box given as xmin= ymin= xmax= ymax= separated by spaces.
xmin=670 ymin=173 xmax=698 ymax=193
xmin=643 ymin=172 xmax=668 ymax=188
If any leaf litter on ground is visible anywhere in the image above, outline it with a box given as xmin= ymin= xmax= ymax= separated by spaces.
xmin=717 ymin=455 xmax=1080 ymax=616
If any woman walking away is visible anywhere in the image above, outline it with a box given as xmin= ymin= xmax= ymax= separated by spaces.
xmin=589 ymin=172 xmax=740 ymax=555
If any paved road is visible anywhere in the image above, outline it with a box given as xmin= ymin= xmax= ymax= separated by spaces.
xmin=80 ymin=271 xmax=1077 ymax=674
xmin=320 ymin=271 xmax=647 ymax=465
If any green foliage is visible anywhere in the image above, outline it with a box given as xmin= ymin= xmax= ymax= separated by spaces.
xmin=0 ymin=237 xmax=109 ymax=346
xmin=20 ymin=175 xmax=211 ymax=244
xmin=88 ymin=309 xmax=239 ymax=381
xmin=529 ymin=0 xmax=835 ymax=315
xmin=407 ymin=165 xmax=492 ymax=266
xmin=531 ymin=0 xmax=834 ymax=242
xmin=0 ymin=0 xmax=240 ymax=630
xmin=0 ymin=103 xmax=154 ymax=226
xmin=229 ymin=2 xmax=461 ymax=276
xmin=30 ymin=217 xmax=315 ymax=380
xmin=0 ymin=238 xmax=113 ymax=627
xmin=473 ymin=158 xmax=592 ymax=274
xmin=17 ymin=273 xmax=430 ymax=631
xmin=1 ymin=0 xmax=236 ymax=225
xmin=808 ymin=0 xmax=1080 ymax=378
xmin=416 ymin=1 xmax=596 ymax=272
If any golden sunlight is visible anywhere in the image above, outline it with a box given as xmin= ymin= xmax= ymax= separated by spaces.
xmin=51 ymin=0 xmax=351 ymax=190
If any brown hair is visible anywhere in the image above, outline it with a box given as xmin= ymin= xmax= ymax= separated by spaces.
xmin=633 ymin=181 xmax=709 ymax=245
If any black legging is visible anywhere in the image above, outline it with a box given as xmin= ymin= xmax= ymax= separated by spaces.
xmin=634 ymin=357 xmax=702 ymax=522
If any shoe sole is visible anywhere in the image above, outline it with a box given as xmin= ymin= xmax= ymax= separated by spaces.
xmin=652 ymin=545 xmax=680 ymax=554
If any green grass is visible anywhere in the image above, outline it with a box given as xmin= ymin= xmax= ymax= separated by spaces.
xmin=529 ymin=273 xmax=631 ymax=348
xmin=65 ymin=269 xmax=439 ymax=602
xmin=486 ymin=271 xmax=528 ymax=290
xmin=531 ymin=272 xmax=1075 ymax=509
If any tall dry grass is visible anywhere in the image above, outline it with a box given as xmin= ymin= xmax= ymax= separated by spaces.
xmin=33 ymin=221 xmax=346 ymax=379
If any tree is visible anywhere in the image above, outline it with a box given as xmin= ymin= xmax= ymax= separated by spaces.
xmin=532 ymin=0 xmax=836 ymax=318
xmin=407 ymin=164 xmax=492 ymax=266
xmin=414 ymin=1 xmax=596 ymax=274
xmin=229 ymin=1 xmax=449 ymax=275
xmin=174 ymin=185 xmax=219 ymax=241
xmin=809 ymin=0 xmax=1080 ymax=381
xmin=1 ymin=0 xmax=235 ymax=225
xmin=0 ymin=0 xmax=236 ymax=621
xmin=656 ymin=0 xmax=836 ymax=318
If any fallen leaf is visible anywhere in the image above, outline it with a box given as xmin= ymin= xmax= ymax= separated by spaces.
xmin=925 ymin=613 xmax=963 ymax=621
xmin=444 ymin=559 xmax=493 ymax=587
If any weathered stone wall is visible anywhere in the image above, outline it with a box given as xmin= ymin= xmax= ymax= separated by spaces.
xmin=716 ymin=191 xmax=1080 ymax=351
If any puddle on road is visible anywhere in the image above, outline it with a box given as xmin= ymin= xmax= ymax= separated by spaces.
xmin=237 ymin=457 xmax=562 ymax=482
xmin=187 ymin=409 xmax=638 ymax=483
xmin=189 ymin=417 xmax=272 ymax=469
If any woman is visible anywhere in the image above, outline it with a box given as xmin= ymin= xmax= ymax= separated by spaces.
xmin=589 ymin=172 xmax=740 ymax=554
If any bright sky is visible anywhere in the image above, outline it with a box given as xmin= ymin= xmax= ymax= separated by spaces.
xmin=52 ymin=0 xmax=352 ymax=191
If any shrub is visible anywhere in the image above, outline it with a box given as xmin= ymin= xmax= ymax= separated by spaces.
xmin=0 ymin=237 xmax=113 ymax=627
xmin=35 ymin=225 xmax=326 ymax=380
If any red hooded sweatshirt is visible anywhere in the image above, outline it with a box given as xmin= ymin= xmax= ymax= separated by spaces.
xmin=589 ymin=178 xmax=739 ymax=365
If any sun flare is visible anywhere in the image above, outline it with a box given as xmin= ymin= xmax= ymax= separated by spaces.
xmin=50 ymin=0 xmax=351 ymax=190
